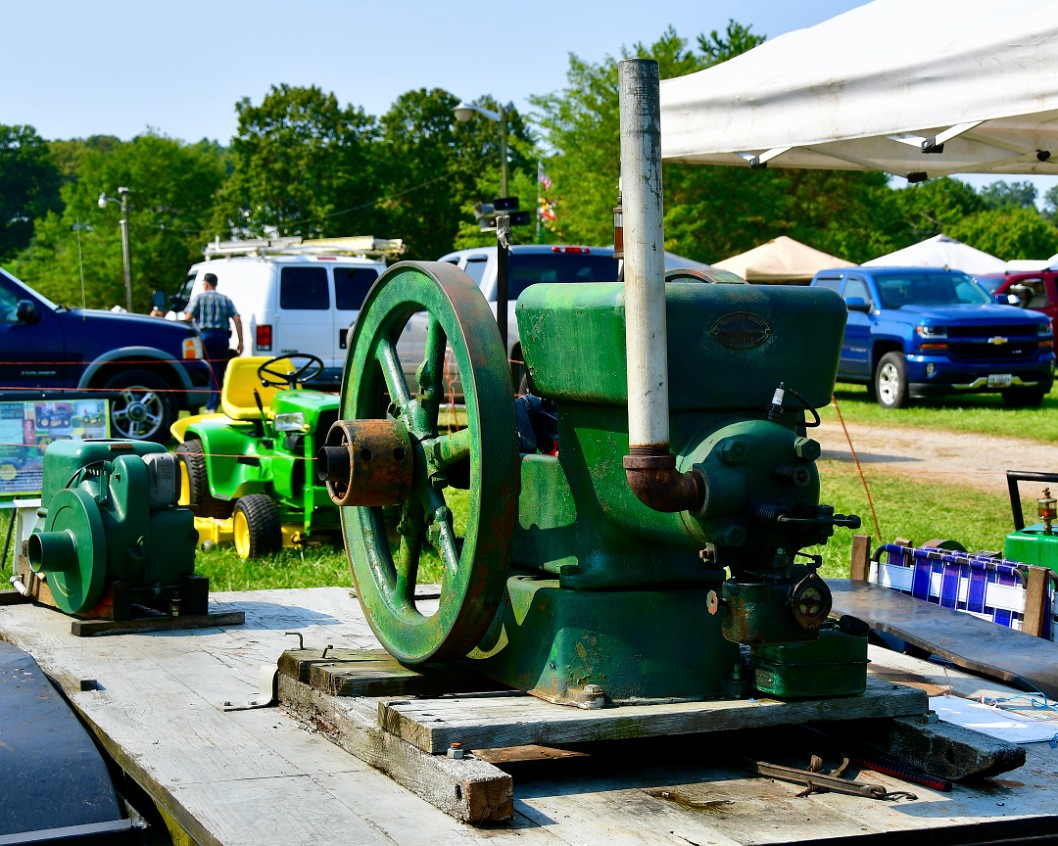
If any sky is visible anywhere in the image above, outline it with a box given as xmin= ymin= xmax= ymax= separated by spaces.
xmin=2 ymin=0 xmax=1055 ymax=201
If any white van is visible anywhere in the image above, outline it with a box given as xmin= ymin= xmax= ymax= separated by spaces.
xmin=172 ymin=237 xmax=403 ymax=389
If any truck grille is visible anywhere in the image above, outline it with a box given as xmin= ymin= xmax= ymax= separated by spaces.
xmin=947 ymin=325 xmax=1034 ymax=339
xmin=948 ymin=340 xmax=1039 ymax=361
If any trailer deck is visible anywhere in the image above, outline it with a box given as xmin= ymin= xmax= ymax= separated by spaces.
xmin=2 ymin=586 xmax=1057 ymax=845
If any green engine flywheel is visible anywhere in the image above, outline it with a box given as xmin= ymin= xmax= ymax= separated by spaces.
xmin=339 ymin=261 xmax=519 ymax=664
xmin=29 ymin=486 xmax=108 ymax=614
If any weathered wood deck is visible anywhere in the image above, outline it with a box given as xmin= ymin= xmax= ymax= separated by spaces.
xmin=2 ymin=586 xmax=1057 ymax=845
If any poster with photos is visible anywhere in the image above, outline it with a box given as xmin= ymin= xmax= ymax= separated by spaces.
xmin=0 ymin=399 xmax=109 ymax=500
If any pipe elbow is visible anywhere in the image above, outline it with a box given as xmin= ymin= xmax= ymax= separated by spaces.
xmin=623 ymin=449 xmax=704 ymax=513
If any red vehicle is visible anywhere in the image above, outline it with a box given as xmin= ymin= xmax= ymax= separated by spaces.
xmin=979 ymin=269 xmax=1058 ymax=323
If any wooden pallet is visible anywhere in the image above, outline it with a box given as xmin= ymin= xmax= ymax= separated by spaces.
xmin=277 ymin=647 xmax=933 ymax=824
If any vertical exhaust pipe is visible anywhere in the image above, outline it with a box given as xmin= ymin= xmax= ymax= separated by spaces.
xmin=619 ymin=59 xmax=703 ymax=513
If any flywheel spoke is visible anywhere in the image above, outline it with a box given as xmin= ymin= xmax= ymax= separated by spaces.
xmin=376 ymin=338 xmax=414 ymax=418
xmin=393 ymin=500 xmax=424 ymax=607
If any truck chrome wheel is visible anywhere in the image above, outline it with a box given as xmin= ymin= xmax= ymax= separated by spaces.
xmin=336 ymin=262 xmax=518 ymax=664
xmin=874 ymin=352 xmax=910 ymax=409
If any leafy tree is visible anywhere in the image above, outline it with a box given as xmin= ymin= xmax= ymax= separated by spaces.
xmin=977 ymin=180 xmax=1037 ymax=210
xmin=531 ymin=26 xmax=707 ymax=247
xmin=0 ymin=125 xmax=62 ymax=261
xmin=947 ymin=207 xmax=1058 ymax=260
xmin=889 ymin=177 xmax=985 ymax=243
xmin=696 ymin=20 xmax=765 ymax=64
xmin=212 ymin=84 xmax=380 ymax=239
xmin=1042 ymin=185 xmax=1058 ymax=222
xmin=375 ymin=89 xmax=533 ymax=257
xmin=14 ymin=132 xmax=227 ymax=311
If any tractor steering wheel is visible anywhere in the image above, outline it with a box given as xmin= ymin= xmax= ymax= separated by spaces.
xmin=257 ymin=354 xmax=325 ymax=390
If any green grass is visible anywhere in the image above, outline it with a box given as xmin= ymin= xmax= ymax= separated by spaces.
xmin=825 ymin=382 xmax=1058 ymax=442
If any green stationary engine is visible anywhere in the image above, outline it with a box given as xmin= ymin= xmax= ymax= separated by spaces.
xmin=319 ymin=262 xmax=865 ymax=705
xmin=28 ymin=439 xmax=203 ymax=618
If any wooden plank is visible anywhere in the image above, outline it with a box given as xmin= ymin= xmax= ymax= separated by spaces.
xmin=278 ymin=674 xmax=513 ymax=824
xmin=277 ymin=647 xmax=501 ymax=698
xmin=1021 ymin=565 xmax=1050 ymax=639
xmin=831 ymin=579 xmax=1058 ymax=698
xmin=380 ymin=678 xmax=928 ymax=755
xmin=69 ymin=609 xmax=245 ymax=637
xmin=849 ymin=533 xmax=871 ymax=581
xmin=0 ymin=589 xmax=31 ymax=606
xmin=816 ymin=715 xmax=1026 ymax=781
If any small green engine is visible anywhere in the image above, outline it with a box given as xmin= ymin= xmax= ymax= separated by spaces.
xmin=29 ymin=439 xmax=203 ymax=618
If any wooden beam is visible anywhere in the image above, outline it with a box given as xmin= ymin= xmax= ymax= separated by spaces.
xmin=849 ymin=534 xmax=872 ymax=581
xmin=1021 ymin=565 xmax=1051 ymax=639
xmin=278 ymin=675 xmax=513 ymax=824
xmin=380 ymin=679 xmax=928 ymax=755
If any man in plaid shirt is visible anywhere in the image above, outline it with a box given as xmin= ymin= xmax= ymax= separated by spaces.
xmin=183 ymin=272 xmax=244 ymax=411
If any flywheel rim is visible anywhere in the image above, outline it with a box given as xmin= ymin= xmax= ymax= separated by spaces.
xmin=340 ymin=261 xmax=518 ymax=664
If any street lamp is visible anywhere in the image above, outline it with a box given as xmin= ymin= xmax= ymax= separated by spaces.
xmin=453 ymin=101 xmax=513 ymax=197
xmin=98 ymin=187 xmax=132 ymax=312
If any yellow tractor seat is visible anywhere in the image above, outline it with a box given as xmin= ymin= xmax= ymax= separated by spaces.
xmin=221 ymin=356 xmax=291 ymax=421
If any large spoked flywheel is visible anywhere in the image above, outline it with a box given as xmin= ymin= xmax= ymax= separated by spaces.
xmin=328 ymin=261 xmax=519 ymax=664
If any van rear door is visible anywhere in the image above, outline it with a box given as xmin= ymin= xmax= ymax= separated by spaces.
xmin=335 ymin=265 xmax=381 ymax=358
xmin=276 ymin=265 xmax=331 ymax=361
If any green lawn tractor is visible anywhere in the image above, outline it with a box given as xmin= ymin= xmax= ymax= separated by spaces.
xmin=172 ymin=354 xmax=340 ymax=558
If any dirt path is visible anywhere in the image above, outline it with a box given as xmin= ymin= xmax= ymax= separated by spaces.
xmin=813 ymin=417 xmax=1056 ymax=497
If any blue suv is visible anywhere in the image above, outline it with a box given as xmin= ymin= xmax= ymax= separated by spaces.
xmin=810 ymin=267 xmax=1055 ymax=408
xmin=0 ymin=267 xmax=213 ymax=441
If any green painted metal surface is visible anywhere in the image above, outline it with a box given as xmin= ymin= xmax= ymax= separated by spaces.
xmin=516 ymin=281 xmax=846 ymax=410
xmin=1004 ymin=526 xmax=1058 ymax=572
xmin=31 ymin=439 xmax=197 ymax=614
xmin=470 ymin=574 xmax=738 ymax=705
xmin=751 ymin=621 xmax=868 ymax=698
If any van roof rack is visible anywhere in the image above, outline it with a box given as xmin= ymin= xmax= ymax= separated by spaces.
xmin=203 ymin=236 xmax=405 ymax=260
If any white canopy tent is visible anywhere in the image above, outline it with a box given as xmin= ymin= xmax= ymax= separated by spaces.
xmin=713 ymin=236 xmax=853 ymax=284
xmin=660 ymin=0 xmax=1058 ymax=182
xmin=863 ymin=234 xmax=1007 ymax=275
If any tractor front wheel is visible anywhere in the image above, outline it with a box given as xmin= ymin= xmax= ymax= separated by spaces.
xmin=232 ymin=495 xmax=282 ymax=559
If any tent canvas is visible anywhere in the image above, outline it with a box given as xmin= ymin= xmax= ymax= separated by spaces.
xmin=864 ymin=234 xmax=1007 ymax=275
xmin=659 ymin=0 xmax=1058 ymax=181
xmin=713 ymin=236 xmax=853 ymax=283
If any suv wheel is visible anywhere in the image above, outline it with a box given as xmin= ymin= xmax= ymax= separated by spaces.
xmin=874 ymin=353 xmax=911 ymax=409
xmin=102 ymin=369 xmax=175 ymax=443
xmin=232 ymin=494 xmax=282 ymax=559
xmin=176 ymin=440 xmax=232 ymax=519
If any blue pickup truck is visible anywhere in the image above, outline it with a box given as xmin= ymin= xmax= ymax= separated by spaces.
xmin=810 ymin=267 xmax=1055 ymax=408
xmin=0 ymin=267 xmax=214 ymax=441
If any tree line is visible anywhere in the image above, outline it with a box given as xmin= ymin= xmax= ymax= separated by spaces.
xmin=3 ymin=23 xmax=1057 ymax=312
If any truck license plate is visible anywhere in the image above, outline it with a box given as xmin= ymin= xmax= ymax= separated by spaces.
xmin=988 ymin=374 xmax=1013 ymax=387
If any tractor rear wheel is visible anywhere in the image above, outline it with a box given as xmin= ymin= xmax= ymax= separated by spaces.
xmin=175 ymin=440 xmax=232 ymax=519
xmin=232 ymin=494 xmax=282 ymax=559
